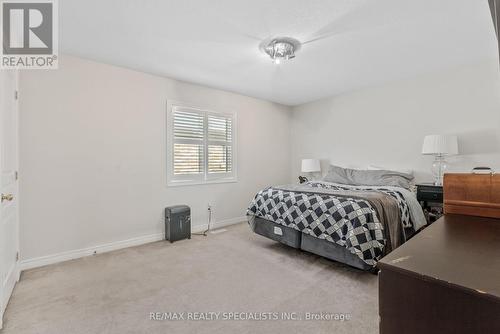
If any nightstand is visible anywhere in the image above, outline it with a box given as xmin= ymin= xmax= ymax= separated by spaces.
xmin=416 ymin=183 xmax=443 ymax=224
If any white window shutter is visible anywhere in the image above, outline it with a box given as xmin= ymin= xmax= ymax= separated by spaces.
xmin=168 ymin=102 xmax=236 ymax=186
xmin=172 ymin=108 xmax=205 ymax=176
xmin=207 ymin=114 xmax=233 ymax=174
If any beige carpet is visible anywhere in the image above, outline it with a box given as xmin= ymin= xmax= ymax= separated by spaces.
xmin=2 ymin=223 xmax=378 ymax=334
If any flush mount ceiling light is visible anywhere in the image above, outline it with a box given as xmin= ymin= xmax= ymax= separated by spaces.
xmin=261 ymin=37 xmax=301 ymax=64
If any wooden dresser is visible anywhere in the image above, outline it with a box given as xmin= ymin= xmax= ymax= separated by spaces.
xmin=378 ymin=173 xmax=500 ymax=334
xmin=443 ymin=173 xmax=500 ymax=218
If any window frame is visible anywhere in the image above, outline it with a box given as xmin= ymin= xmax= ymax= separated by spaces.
xmin=166 ymin=100 xmax=237 ymax=187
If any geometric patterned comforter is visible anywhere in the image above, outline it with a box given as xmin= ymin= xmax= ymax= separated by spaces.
xmin=308 ymin=181 xmax=412 ymax=228
xmin=247 ymin=181 xmax=417 ymax=266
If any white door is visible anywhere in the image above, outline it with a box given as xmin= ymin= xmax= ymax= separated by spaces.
xmin=0 ymin=69 xmax=20 ymax=329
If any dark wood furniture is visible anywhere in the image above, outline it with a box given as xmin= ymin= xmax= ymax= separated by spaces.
xmin=379 ymin=214 xmax=500 ymax=334
xmin=416 ymin=183 xmax=443 ymax=223
xmin=379 ymin=173 xmax=500 ymax=334
xmin=443 ymin=173 xmax=500 ymax=218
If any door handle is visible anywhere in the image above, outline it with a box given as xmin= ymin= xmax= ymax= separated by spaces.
xmin=1 ymin=193 xmax=14 ymax=202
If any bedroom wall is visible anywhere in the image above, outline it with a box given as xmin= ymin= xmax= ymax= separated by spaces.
xmin=18 ymin=55 xmax=291 ymax=262
xmin=290 ymin=60 xmax=500 ymax=182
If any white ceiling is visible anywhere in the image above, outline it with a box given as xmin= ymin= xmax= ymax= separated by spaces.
xmin=60 ymin=0 xmax=498 ymax=106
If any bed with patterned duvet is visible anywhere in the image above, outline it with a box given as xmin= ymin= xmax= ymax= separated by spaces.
xmin=247 ymin=175 xmax=427 ymax=271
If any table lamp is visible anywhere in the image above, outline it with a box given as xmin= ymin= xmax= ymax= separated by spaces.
xmin=422 ymin=135 xmax=458 ymax=185
xmin=300 ymin=159 xmax=320 ymax=183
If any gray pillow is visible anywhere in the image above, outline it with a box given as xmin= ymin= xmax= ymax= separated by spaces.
xmin=323 ymin=165 xmax=414 ymax=189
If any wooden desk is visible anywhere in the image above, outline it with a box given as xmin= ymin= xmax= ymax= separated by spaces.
xmin=378 ymin=214 xmax=500 ymax=334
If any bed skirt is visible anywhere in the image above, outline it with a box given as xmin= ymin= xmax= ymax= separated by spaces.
xmin=250 ymin=216 xmax=373 ymax=271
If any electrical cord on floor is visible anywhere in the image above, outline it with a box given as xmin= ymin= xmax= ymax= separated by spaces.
xmin=192 ymin=206 xmax=211 ymax=236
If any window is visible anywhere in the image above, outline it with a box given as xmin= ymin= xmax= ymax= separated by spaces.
xmin=167 ymin=102 xmax=236 ymax=186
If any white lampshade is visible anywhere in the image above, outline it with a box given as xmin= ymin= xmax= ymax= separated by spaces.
xmin=422 ymin=135 xmax=458 ymax=156
xmin=301 ymin=159 xmax=320 ymax=173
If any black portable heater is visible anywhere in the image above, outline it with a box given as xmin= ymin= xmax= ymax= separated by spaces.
xmin=165 ymin=205 xmax=191 ymax=242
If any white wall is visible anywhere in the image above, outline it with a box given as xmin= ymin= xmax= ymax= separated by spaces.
xmin=19 ymin=55 xmax=291 ymax=261
xmin=291 ymin=60 xmax=500 ymax=182
xmin=19 ymin=55 xmax=500 ymax=262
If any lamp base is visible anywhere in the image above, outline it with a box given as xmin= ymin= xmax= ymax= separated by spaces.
xmin=431 ymin=155 xmax=448 ymax=186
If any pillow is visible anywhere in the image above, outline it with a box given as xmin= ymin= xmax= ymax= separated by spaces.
xmin=323 ymin=165 xmax=414 ymax=188
xmin=367 ymin=164 xmax=414 ymax=176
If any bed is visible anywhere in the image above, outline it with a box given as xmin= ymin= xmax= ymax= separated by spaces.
xmin=246 ymin=166 xmax=427 ymax=271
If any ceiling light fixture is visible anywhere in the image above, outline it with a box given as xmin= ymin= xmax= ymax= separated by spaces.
xmin=261 ymin=37 xmax=301 ymax=64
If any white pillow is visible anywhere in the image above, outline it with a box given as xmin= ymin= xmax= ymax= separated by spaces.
xmin=367 ymin=165 xmax=414 ymax=176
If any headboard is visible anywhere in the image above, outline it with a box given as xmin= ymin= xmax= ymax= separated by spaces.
xmin=443 ymin=173 xmax=500 ymax=219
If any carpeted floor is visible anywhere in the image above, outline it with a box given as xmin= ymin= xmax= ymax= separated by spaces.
xmin=2 ymin=222 xmax=378 ymax=334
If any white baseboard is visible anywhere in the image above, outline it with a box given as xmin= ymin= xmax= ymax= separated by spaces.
xmin=19 ymin=233 xmax=164 ymax=271
xmin=192 ymin=216 xmax=247 ymax=233
xmin=19 ymin=216 xmax=246 ymax=271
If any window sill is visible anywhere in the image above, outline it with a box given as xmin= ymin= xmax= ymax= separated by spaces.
xmin=167 ymin=178 xmax=238 ymax=187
